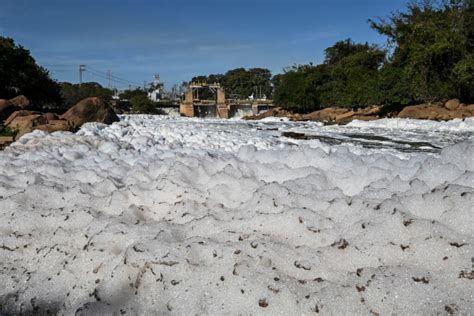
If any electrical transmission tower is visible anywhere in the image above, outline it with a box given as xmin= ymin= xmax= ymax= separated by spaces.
xmin=79 ymin=65 xmax=86 ymax=85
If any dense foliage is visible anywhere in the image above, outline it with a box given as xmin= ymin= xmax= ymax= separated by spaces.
xmin=130 ymin=94 xmax=159 ymax=114
xmin=274 ymin=40 xmax=385 ymax=112
xmin=191 ymin=68 xmax=273 ymax=100
xmin=119 ymin=87 xmax=148 ymax=101
xmin=0 ymin=37 xmax=62 ymax=107
xmin=274 ymin=0 xmax=474 ymax=111
xmin=60 ymin=82 xmax=114 ymax=108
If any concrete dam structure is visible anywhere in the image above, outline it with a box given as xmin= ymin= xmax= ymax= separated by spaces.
xmin=180 ymin=83 xmax=275 ymax=119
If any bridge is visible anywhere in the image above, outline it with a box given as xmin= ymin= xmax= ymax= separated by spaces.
xmin=180 ymin=83 xmax=275 ymax=118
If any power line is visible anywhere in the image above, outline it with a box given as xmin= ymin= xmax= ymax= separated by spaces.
xmin=42 ymin=63 xmax=144 ymax=89
xmin=87 ymin=66 xmax=142 ymax=87
xmin=86 ymin=68 xmax=141 ymax=89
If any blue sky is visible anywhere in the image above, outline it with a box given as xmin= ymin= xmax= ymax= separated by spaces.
xmin=0 ymin=0 xmax=408 ymax=89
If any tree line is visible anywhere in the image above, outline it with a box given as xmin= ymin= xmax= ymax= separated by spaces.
xmin=274 ymin=0 xmax=474 ymax=112
xmin=191 ymin=0 xmax=474 ymax=112
xmin=1 ymin=0 xmax=473 ymax=114
xmin=190 ymin=68 xmax=273 ymax=100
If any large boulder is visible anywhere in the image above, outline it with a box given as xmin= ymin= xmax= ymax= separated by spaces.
xmin=60 ymin=97 xmax=119 ymax=128
xmin=445 ymin=99 xmax=461 ymax=110
xmin=303 ymin=105 xmax=380 ymax=124
xmin=398 ymin=104 xmax=474 ymax=120
xmin=357 ymin=105 xmax=381 ymax=116
xmin=302 ymin=108 xmax=350 ymax=122
xmin=9 ymin=95 xmax=31 ymax=109
xmin=335 ymin=105 xmax=380 ymax=124
xmin=0 ymin=99 xmax=20 ymax=122
xmin=44 ymin=112 xmax=59 ymax=121
xmin=334 ymin=110 xmax=356 ymax=123
xmin=4 ymin=110 xmax=40 ymax=126
xmin=35 ymin=120 xmax=74 ymax=133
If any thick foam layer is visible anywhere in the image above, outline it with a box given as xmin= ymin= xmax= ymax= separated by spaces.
xmin=0 ymin=116 xmax=472 ymax=315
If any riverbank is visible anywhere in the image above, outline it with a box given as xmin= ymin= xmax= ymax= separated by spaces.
xmin=243 ymin=99 xmax=474 ymax=124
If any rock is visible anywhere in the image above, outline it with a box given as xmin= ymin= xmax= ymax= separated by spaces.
xmin=244 ymin=105 xmax=381 ymax=124
xmin=398 ymin=104 xmax=449 ymax=120
xmin=334 ymin=110 xmax=355 ymax=124
xmin=0 ymin=99 xmax=20 ymax=122
xmin=35 ymin=120 xmax=74 ymax=133
xmin=445 ymin=99 xmax=461 ymax=110
xmin=242 ymin=107 xmax=294 ymax=120
xmin=357 ymin=105 xmax=381 ymax=116
xmin=302 ymin=108 xmax=349 ymax=122
xmin=398 ymin=104 xmax=474 ymax=120
xmin=6 ymin=110 xmax=75 ymax=139
xmin=7 ymin=114 xmax=48 ymax=138
xmin=44 ymin=112 xmax=60 ymax=121
xmin=60 ymin=97 xmax=119 ymax=128
xmin=9 ymin=95 xmax=31 ymax=109
xmin=4 ymin=110 xmax=40 ymax=126
xmin=0 ymin=135 xmax=15 ymax=150
xmin=281 ymin=131 xmax=308 ymax=140
xmin=244 ymin=102 xmax=472 ymax=124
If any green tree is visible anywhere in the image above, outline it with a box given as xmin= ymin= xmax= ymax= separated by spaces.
xmin=370 ymin=0 xmax=471 ymax=103
xmin=60 ymin=82 xmax=114 ymax=108
xmin=274 ymin=40 xmax=385 ymax=110
xmin=324 ymin=39 xmax=375 ymax=65
xmin=130 ymin=94 xmax=157 ymax=114
xmin=190 ymin=68 xmax=273 ymax=100
xmin=0 ymin=36 xmax=62 ymax=108
xmin=320 ymin=40 xmax=385 ymax=107
xmin=273 ymin=64 xmax=324 ymax=112
xmin=119 ymin=87 xmax=147 ymax=101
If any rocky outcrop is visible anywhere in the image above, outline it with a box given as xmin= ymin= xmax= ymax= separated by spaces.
xmin=4 ymin=110 xmax=38 ymax=126
xmin=0 ymin=96 xmax=33 ymax=122
xmin=244 ymin=100 xmax=474 ymax=124
xmin=301 ymin=108 xmax=348 ymax=122
xmin=302 ymin=105 xmax=380 ymax=124
xmin=9 ymin=95 xmax=31 ymax=109
xmin=35 ymin=119 xmax=74 ymax=134
xmin=60 ymin=97 xmax=119 ymax=128
xmin=6 ymin=111 xmax=74 ymax=139
xmin=0 ymin=100 xmax=20 ymax=121
xmin=244 ymin=105 xmax=381 ymax=124
xmin=1 ymin=97 xmax=119 ymax=146
xmin=242 ymin=107 xmax=299 ymax=121
xmin=398 ymin=103 xmax=474 ymax=120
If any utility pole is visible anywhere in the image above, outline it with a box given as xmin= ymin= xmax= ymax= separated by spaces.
xmin=107 ymin=70 xmax=112 ymax=89
xmin=79 ymin=65 xmax=86 ymax=85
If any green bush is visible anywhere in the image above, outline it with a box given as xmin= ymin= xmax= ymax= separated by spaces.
xmin=0 ymin=125 xmax=18 ymax=137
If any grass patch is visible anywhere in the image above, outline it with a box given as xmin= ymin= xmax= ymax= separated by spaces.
xmin=0 ymin=125 xmax=18 ymax=137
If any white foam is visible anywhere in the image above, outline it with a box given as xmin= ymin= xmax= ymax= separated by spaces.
xmin=347 ymin=117 xmax=474 ymax=132
xmin=0 ymin=115 xmax=472 ymax=314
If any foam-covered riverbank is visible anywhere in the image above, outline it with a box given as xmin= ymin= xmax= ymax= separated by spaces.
xmin=0 ymin=116 xmax=473 ymax=314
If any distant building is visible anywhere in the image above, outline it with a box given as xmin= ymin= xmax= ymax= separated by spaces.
xmin=148 ymin=74 xmax=163 ymax=102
